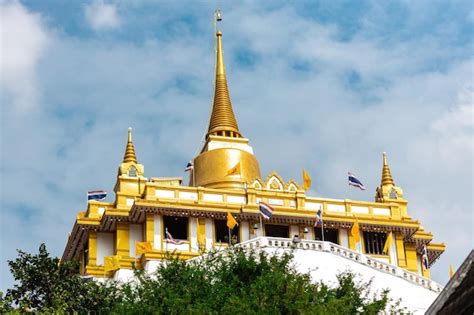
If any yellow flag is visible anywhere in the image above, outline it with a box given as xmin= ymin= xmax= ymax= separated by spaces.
xmin=226 ymin=162 xmax=241 ymax=176
xmin=104 ymin=255 xmax=120 ymax=272
xmin=227 ymin=212 xmax=238 ymax=229
xmin=383 ymin=232 xmax=392 ymax=254
xmin=450 ymin=264 xmax=454 ymax=279
xmin=351 ymin=219 xmax=360 ymax=243
xmin=135 ymin=241 xmax=153 ymax=255
xmin=303 ymin=169 xmax=311 ymax=190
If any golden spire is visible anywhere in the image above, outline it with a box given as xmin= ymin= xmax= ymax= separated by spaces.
xmin=381 ymin=152 xmax=395 ymax=186
xmin=207 ymin=31 xmax=242 ymax=138
xmin=123 ymin=127 xmax=137 ymax=163
xmin=190 ymin=12 xmax=261 ymax=190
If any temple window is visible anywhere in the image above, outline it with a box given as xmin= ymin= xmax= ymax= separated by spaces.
xmin=128 ymin=166 xmax=137 ymax=177
xmin=389 ymin=188 xmax=397 ymax=199
xmin=363 ymin=231 xmax=387 ymax=255
xmin=163 ymin=216 xmax=188 ymax=241
xmin=214 ymin=219 xmax=239 ymax=244
xmin=265 ymin=224 xmax=289 ymax=238
xmin=315 ymin=227 xmax=339 ymax=244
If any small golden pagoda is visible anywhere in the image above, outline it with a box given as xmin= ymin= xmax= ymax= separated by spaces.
xmin=62 ymin=20 xmax=445 ymax=282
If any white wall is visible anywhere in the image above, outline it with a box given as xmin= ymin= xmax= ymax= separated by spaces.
xmin=154 ymin=215 xmax=162 ymax=250
xmin=129 ymin=224 xmax=143 ymax=258
xmin=290 ymin=225 xmax=299 ymax=238
xmin=190 ymin=217 xmax=198 ymax=252
xmin=205 ymin=219 xmax=213 ymax=250
xmin=114 ymin=269 xmax=135 ymax=282
xmin=339 ymin=229 xmax=349 ymax=247
xmin=240 ymin=221 xmax=249 ymax=241
xmin=165 ymin=242 xmax=189 ymax=251
xmin=256 ymin=222 xmax=263 ymax=237
xmin=96 ymin=233 xmax=114 ymax=265
xmin=304 ymin=226 xmax=314 ymax=240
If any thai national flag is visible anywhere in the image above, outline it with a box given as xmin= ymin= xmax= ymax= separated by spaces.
xmin=422 ymin=245 xmax=429 ymax=270
xmin=259 ymin=202 xmax=273 ymax=219
xmin=185 ymin=161 xmax=194 ymax=172
xmin=348 ymin=172 xmax=365 ymax=190
xmin=87 ymin=190 xmax=107 ymax=201
xmin=165 ymin=229 xmax=184 ymax=245
xmin=314 ymin=207 xmax=323 ymax=227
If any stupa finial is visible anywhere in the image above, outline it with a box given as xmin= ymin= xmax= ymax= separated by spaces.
xmin=207 ymin=11 xmax=241 ymax=138
xmin=123 ymin=127 xmax=137 ymax=163
xmin=381 ymin=152 xmax=395 ymax=186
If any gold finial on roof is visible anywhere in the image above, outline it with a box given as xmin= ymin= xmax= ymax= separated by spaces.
xmin=123 ymin=127 xmax=137 ymax=163
xmin=207 ymin=30 xmax=242 ymax=138
xmin=381 ymin=152 xmax=394 ymax=186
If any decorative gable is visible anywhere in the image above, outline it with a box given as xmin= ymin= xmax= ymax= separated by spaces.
xmin=265 ymin=172 xmax=284 ymax=191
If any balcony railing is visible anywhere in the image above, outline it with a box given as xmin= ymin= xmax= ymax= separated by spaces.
xmin=235 ymin=237 xmax=443 ymax=293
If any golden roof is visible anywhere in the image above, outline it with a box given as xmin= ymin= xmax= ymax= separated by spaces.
xmin=123 ymin=127 xmax=137 ymax=163
xmin=207 ymin=31 xmax=241 ymax=138
xmin=381 ymin=152 xmax=395 ymax=186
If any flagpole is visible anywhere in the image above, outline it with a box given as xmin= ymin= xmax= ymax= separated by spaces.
xmin=259 ymin=215 xmax=263 ymax=236
xmin=348 ymin=180 xmax=352 ymax=200
xmin=165 ymin=228 xmax=168 ymax=253
xmin=228 ymin=227 xmax=231 ymax=246
xmin=320 ymin=209 xmax=325 ymax=242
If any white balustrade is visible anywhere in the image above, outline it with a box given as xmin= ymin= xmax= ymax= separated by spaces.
xmin=185 ymin=236 xmax=443 ymax=293
xmin=235 ymin=237 xmax=442 ymax=293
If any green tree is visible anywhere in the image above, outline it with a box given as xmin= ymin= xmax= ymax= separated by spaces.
xmin=111 ymin=248 xmax=401 ymax=314
xmin=0 ymin=244 xmax=119 ymax=313
xmin=1 ymin=244 xmax=404 ymax=314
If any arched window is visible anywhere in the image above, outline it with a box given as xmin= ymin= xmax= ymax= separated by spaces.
xmin=128 ymin=166 xmax=137 ymax=177
xmin=389 ymin=188 xmax=398 ymax=199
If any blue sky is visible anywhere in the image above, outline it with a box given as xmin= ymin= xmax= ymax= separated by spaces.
xmin=1 ymin=0 xmax=473 ymax=291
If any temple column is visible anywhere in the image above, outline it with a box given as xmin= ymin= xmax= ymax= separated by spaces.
xmin=145 ymin=213 xmax=154 ymax=243
xmin=197 ymin=218 xmax=206 ymax=251
xmin=395 ymin=232 xmax=407 ymax=267
xmin=88 ymin=231 xmax=97 ymax=266
xmin=116 ymin=222 xmax=130 ymax=257
xmin=404 ymin=243 xmax=418 ymax=273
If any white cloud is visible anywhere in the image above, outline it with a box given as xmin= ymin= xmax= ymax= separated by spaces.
xmin=0 ymin=1 xmax=49 ymax=112
xmin=84 ymin=0 xmax=120 ymax=31
xmin=433 ymin=83 xmax=473 ymax=137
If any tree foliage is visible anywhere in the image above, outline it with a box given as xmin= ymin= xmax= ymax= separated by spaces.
xmin=0 ymin=244 xmax=119 ymax=313
xmin=1 ymin=244 xmax=404 ymax=314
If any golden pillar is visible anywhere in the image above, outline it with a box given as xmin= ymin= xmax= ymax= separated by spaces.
xmin=116 ymin=222 xmax=130 ymax=257
xmin=145 ymin=213 xmax=154 ymax=244
xmin=88 ymin=231 xmax=97 ymax=266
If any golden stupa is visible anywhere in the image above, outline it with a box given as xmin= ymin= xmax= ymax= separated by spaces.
xmin=191 ymin=31 xmax=261 ymax=190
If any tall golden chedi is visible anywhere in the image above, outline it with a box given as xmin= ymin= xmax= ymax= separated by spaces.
xmin=62 ymin=15 xmax=445 ymax=310
xmin=191 ymin=31 xmax=260 ymax=189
